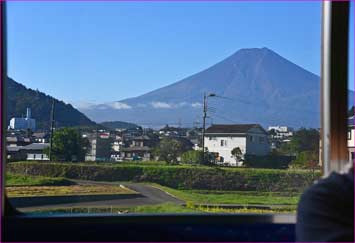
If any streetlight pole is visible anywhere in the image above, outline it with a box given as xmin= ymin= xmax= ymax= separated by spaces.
xmin=201 ymin=93 xmax=216 ymax=164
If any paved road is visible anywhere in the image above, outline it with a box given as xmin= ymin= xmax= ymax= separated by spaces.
xmin=11 ymin=180 xmax=184 ymax=212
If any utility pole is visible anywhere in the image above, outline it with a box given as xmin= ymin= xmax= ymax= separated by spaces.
xmin=201 ymin=93 xmax=216 ymax=164
xmin=202 ymin=93 xmax=207 ymax=164
xmin=49 ymin=99 xmax=55 ymax=161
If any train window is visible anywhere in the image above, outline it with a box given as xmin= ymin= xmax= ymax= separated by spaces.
xmin=3 ymin=0 xmax=324 ymax=216
xmin=1 ymin=1 xmax=352 ymax=241
xmin=347 ymin=2 xmax=354 ymax=166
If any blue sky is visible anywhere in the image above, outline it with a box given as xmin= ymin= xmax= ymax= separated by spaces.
xmin=6 ymin=1 xmax=354 ymax=106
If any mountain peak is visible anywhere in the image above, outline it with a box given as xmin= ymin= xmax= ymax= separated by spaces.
xmin=232 ymin=47 xmax=275 ymax=57
xmin=80 ymin=47 xmax=329 ymax=128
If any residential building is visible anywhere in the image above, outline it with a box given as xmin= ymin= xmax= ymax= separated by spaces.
xmin=120 ymin=135 xmax=158 ymax=161
xmin=159 ymin=125 xmax=188 ymax=137
xmin=204 ymin=124 xmax=270 ymax=166
xmin=119 ymin=127 xmax=143 ymax=139
xmin=85 ymin=131 xmax=113 ymax=162
xmin=7 ymin=143 xmax=49 ymax=161
xmin=6 ymin=136 xmax=32 ymax=147
xmin=6 ymin=146 xmax=26 ymax=161
xmin=32 ymin=132 xmax=49 ymax=143
xmin=8 ymin=108 xmax=36 ymax=131
xmin=186 ymin=128 xmax=202 ymax=150
xmin=268 ymin=126 xmax=294 ymax=139
xmin=25 ymin=143 xmax=50 ymax=161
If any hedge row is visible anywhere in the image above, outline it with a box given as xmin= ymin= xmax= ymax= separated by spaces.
xmin=7 ymin=162 xmax=321 ymax=192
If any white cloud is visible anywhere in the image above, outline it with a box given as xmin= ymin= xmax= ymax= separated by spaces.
xmin=137 ymin=103 xmax=147 ymax=108
xmin=106 ymin=102 xmax=132 ymax=110
xmin=70 ymin=101 xmax=97 ymax=110
xmin=191 ymin=102 xmax=202 ymax=108
xmin=177 ymin=102 xmax=189 ymax=107
xmin=151 ymin=101 xmax=172 ymax=109
xmin=97 ymin=105 xmax=109 ymax=110
xmin=73 ymin=100 xmax=203 ymax=111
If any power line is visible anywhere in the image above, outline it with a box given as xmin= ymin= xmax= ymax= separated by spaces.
xmin=213 ymin=114 xmax=240 ymax=124
xmin=209 ymin=95 xmax=320 ymax=114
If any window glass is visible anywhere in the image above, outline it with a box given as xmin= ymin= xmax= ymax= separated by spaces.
xmin=348 ymin=1 xmax=354 ymax=164
xmin=6 ymin=1 xmax=323 ymax=215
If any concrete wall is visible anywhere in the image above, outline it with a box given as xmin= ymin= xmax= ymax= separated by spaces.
xmin=245 ymin=127 xmax=270 ymax=156
xmin=204 ymin=135 xmax=246 ymax=166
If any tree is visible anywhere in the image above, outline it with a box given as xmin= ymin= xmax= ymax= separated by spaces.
xmin=278 ymin=128 xmax=320 ymax=169
xmin=181 ymin=150 xmax=203 ymax=165
xmin=154 ymin=137 xmax=183 ymax=165
xmin=289 ymin=128 xmax=319 ymax=153
xmin=231 ymin=147 xmax=243 ymax=165
xmin=280 ymin=128 xmax=319 ymax=154
xmin=290 ymin=150 xmax=319 ymax=172
xmin=44 ymin=127 xmax=89 ymax=162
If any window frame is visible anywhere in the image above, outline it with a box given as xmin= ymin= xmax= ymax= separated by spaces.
xmin=1 ymin=1 xmax=351 ymax=241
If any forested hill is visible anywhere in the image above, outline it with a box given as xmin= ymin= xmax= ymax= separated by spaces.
xmin=7 ymin=77 xmax=97 ymax=130
xmin=100 ymin=121 xmax=141 ymax=130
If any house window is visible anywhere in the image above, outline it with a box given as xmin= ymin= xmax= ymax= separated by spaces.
xmin=220 ymin=140 xmax=226 ymax=146
xmin=348 ymin=130 xmax=352 ymax=140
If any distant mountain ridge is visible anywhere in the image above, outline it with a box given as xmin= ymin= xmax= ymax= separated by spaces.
xmin=7 ymin=77 xmax=96 ymax=130
xmin=100 ymin=121 xmax=140 ymax=130
xmin=80 ymin=47 xmax=355 ymax=128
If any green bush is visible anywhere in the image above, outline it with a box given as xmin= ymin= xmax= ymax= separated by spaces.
xmin=5 ymin=172 xmax=75 ymax=186
xmin=290 ymin=151 xmax=319 ymax=169
xmin=244 ymin=155 xmax=294 ymax=169
xmin=181 ymin=150 xmax=203 ymax=165
xmin=7 ymin=162 xmax=320 ymax=192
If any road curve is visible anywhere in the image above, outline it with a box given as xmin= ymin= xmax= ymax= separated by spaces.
xmin=121 ymin=182 xmax=183 ymax=205
xmin=11 ymin=180 xmax=184 ymax=212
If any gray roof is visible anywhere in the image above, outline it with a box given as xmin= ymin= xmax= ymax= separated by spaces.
xmin=6 ymin=137 xmax=18 ymax=142
xmin=32 ymin=132 xmax=48 ymax=138
xmin=205 ymin=124 xmax=266 ymax=134
xmin=121 ymin=146 xmax=151 ymax=152
xmin=6 ymin=146 xmax=23 ymax=152
xmin=22 ymin=143 xmax=49 ymax=150
xmin=130 ymin=135 xmax=151 ymax=140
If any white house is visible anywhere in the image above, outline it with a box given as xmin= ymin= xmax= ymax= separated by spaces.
xmin=268 ymin=126 xmax=294 ymax=139
xmin=204 ymin=124 xmax=270 ymax=166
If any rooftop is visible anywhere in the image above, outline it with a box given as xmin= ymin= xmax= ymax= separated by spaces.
xmin=205 ymin=124 xmax=266 ymax=134
xmin=121 ymin=146 xmax=151 ymax=152
xmin=22 ymin=143 xmax=50 ymax=150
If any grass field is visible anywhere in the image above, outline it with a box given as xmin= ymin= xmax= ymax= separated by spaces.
xmin=28 ymin=203 xmax=295 ymax=215
xmin=5 ymin=173 xmax=74 ymax=186
xmin=6 ymin=184 xmax=137 ymax=197
xmin=6 ymin=171 xmax=300 ymax=213
xmin=6 ymin=173 xmax=136 ymax=197
xmin=150 ymin=183 xmax=300 ymax=206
